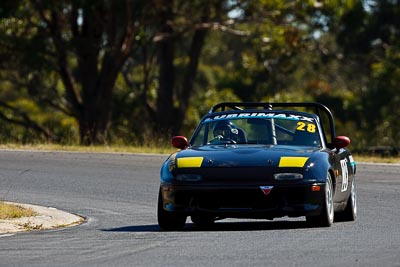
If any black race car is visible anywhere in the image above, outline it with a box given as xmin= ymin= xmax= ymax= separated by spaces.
xmin=158 ymin=102 xmax=357 ymax=230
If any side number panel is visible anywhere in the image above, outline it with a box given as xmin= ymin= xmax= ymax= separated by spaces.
xmin=340 ymin=158 xmax=349 ymax=192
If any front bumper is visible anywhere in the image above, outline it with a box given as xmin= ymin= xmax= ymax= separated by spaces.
xmin=160 ymin=182 xmax=326 ymax=219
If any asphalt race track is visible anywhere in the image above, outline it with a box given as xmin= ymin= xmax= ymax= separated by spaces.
xmin=0 ymin=150 xmax=399 ymax=266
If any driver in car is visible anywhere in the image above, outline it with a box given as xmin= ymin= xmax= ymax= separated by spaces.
xmin=210 ymin=120 xmax=239 ymax=143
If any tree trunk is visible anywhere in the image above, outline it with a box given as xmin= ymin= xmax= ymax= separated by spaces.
xmin=174 ymin=28 xmax=208 ymax=133
xmin=78 ymin=53 xmax=122 ymax=145
xmin=156 ymin=0 xmax=175 ymax=135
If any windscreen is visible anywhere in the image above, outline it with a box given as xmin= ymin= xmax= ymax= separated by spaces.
xmin=191 ymin=113 xmax=322 ymax=147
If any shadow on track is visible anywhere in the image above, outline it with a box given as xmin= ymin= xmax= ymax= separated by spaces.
xmin=101 ymin=219 xmax=312 ymax=233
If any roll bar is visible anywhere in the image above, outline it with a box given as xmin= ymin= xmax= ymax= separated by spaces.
xmin=209 ymin=102 xmax=336 ymax=141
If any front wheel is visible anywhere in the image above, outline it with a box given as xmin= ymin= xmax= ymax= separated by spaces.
xmin=157 ymin=189 xmax=186 ymax=231
xmin=306 ymin=172 xmax=334 ymax=227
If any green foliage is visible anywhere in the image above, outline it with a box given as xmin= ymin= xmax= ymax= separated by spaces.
xmin=0 ymin=79 xmax=79 ymax=144
xmin=362 ymin=42 xmax=400 ymax=146
xmin=334 ymin=0 xmax=400 ymax=148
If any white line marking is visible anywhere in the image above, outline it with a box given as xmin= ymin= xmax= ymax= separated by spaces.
xmin=0 ymin=234 xmax=15 ymax=237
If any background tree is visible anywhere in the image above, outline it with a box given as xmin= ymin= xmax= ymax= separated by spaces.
xmin=0 ymin=0 xmax=153 ymax=144
xmin=1 ymin=0 xmax=400 ymax=152
xmin=337 ymin=0 xmax=400 ymax=147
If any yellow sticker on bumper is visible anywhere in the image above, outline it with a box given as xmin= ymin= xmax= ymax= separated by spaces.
xmin=278 ymin=157 xmax=308 ymax=167
xmin=177 ymin=157 xmax=204 ymax=168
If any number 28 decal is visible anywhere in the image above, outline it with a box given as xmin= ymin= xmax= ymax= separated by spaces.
xmin=296 ymin=122 xmax=316 ymax=133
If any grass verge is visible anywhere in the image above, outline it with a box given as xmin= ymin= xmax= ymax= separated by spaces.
xmin=0 ymin=202 xmax=36 ymax=220
xmin=0 ymin=143 xmax=175 ymax=155
xmin=354 ymin=154 xmax=400 ymax=164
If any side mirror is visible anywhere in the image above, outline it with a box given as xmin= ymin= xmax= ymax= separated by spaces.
xmin=333 ymin=136 xmax=350 ymax=149
xmin=171 ymin=136 xmax=188 ymax=150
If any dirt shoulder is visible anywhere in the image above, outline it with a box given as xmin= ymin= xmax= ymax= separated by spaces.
xmin=0 ymin=202 xmax=84 ymax=234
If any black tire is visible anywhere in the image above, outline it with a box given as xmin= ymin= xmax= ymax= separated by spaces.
xmin=336 ymin=178 xmax=357 ymax=222
xmin=191 ymin=215 xmax=216 ymax=227
xmin=306 ymin=172 xmax=334 ymax=227
xmin=157 ymin=189 xmax=186 ymax=231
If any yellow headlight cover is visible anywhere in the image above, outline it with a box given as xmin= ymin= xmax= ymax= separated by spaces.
xmin=278 ymin=157 xmax=309 ymax=167
xmin=177 ymin=157 xmax=204 ymax=168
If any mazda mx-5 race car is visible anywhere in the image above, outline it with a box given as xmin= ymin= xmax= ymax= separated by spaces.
xmin=158 ymin=102 xmax=357 ymax=230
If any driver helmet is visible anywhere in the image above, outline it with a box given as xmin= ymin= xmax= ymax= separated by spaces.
xmin=213 ymin=120 xmax=239 ymax=139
